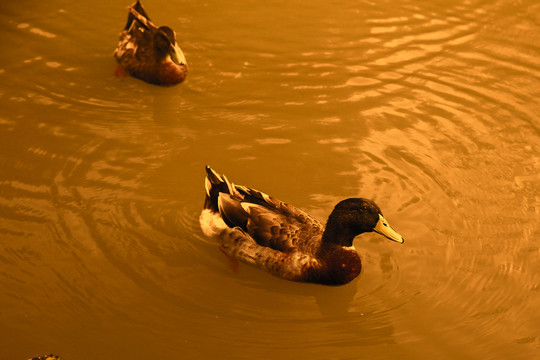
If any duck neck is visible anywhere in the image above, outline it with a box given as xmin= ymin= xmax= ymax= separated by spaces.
xmin=321 ymin=220 xmax=357 ymax=248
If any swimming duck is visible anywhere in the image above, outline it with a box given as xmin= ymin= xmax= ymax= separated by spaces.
xmin=199 ymin=166 xmax=404 ymax=286
xmin=114 ymin=0 xmax=188 ymax=86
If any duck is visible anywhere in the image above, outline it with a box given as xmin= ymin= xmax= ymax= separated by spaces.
xmin=114 ymin=0 xmax=188 ymax=86
xmin=199 ymin=166 xmax=404 ymax=286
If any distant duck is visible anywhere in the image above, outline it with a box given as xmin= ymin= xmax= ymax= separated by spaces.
xmin=114 ymin=0 xmax=188 ymax=86
xmin=199 ymin=166 xmax=404 ymax=286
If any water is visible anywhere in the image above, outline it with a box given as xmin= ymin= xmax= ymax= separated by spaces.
xmin=0 ymin=0 xmax=539 ymax=359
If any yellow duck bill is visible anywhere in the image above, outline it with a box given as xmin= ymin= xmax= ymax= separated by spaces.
xmin=374 ymin=214 xmax=404 ymax=243
xmin=170 ymin=43 xmax=187 ymax=67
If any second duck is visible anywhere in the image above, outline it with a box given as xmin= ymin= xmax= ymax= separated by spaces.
xmin=114 ymin=0 xmax=188 ymax=86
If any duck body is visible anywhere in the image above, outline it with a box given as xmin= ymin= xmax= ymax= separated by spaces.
xmin=200 ymin=166 xmax=404 ymax=286
xmin=114 ymin=0 xmax=188 ymax=86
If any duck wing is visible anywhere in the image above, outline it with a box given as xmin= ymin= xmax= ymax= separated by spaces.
xmin=205 ymin=167 xmax=324 ymax=254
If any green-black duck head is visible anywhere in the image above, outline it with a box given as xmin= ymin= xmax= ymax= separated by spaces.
xmin=155 ymin=26 xmax=187 ymax=67
xmin=325 ymin=198 xmax=404 ymax=246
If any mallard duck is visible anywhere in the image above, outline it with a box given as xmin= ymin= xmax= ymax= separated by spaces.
xmin=199 ymin=166 xmax=404 ymax=286
xmin=114 ymin=0 xmax=188 ymax=86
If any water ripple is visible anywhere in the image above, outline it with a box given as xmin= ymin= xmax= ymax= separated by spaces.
xmin=1 ymin=0 xmax=539 ymax=358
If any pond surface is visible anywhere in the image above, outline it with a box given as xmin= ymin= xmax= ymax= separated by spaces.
xmin=0 ymin=0 xmax=539 ymax=359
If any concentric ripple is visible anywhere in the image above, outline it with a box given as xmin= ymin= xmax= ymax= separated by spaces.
xmin=1 ymin=0 xmax=539 ymax=359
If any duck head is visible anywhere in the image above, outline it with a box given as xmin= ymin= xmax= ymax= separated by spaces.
xmin=323 ymin=198 xmax=404 ymax=247
xmin=154 ymin=26 xmax=187 ymax=67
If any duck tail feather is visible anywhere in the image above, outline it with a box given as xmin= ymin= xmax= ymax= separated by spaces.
xmin=127 ymin=1 xmax=156 ymax=31
xmin=205 ymin=166 xmax=242 ymax=197
xmin=222 ymin=175 xmax=241 ymax=197
xmin=204 ymin=166 xmax=225 ymax=211
xmin=204 ymin=166 xmax=244 ymax=212
xmin=204 ymin=176 xmax=212 ymax=197
xmin=205 ymin=165 xmax=224 ymax=184
xmin=132 ymin=0 xmax=151 ymax=21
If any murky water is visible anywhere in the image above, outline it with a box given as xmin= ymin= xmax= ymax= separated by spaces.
xmin=1 ymin=0 xmax=539 ymax=359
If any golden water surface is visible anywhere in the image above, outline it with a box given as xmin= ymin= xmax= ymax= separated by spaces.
xmin=0 ymin=0 xmax=539 ymax=359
